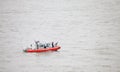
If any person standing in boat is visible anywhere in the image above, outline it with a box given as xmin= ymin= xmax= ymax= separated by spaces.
xmin=35 ymin=41 xmax=39 ymax=49
xmin=52 ymin=42 xmax=54 ymax=47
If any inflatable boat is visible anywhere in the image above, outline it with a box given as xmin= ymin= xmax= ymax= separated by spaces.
xmin=23 ymin=46 xmax=61 ymax=53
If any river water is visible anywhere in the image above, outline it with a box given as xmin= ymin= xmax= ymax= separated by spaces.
xmin=0 ymin=0 xmax=120 ymax=72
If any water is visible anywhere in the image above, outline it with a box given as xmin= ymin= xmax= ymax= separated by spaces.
xmin=0 ymin=0 xmax=120 ymax=72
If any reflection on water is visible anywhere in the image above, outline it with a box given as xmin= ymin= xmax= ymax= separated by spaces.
xmin=0 ymin=0 xmax=120 ymax=72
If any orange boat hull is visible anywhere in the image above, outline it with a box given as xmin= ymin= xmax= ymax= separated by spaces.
xmin=24 ymin=46 xmax=61 ymax=53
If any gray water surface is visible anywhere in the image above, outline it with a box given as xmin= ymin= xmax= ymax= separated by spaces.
xmin=0 ymin=0 xmax=120 ymax=72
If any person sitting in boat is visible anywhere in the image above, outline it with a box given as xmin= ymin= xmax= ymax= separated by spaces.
xmin=43 ymin=44 xmax=47 ymax=48
xmin=39 ymin=43 xmax=48 ymax=48
xmin=30 ymin=44 xmax=33 ymax=48
xmin=51 ymin=42 xmax=58 ymax=47
xmin=46 ymin=43 xmax=50 ymax=47
xmin=55 ymin=42 xmax=58 ymax=46
xmin=38 ymin=43 xmax=44 ymax=48
xmin=43 ymin=43 xmax=51 ymax=48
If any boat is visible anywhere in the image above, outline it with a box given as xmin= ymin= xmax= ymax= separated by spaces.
xmin=23 ymin=46 xmax=61 ymax=53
